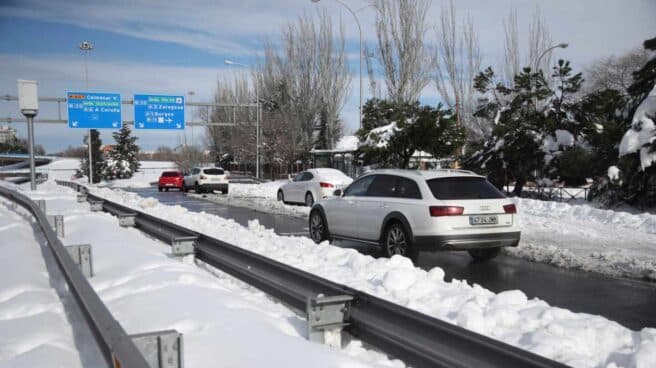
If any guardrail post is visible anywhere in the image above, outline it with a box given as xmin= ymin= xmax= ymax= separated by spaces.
xmin=65 ymin=244 xmax=93 ymax=277
xmin=36 ymin=199 xmax=46 ymax=213
xmin=89 ymin=199 xmax=103 ymax=212
xmin=117 ymin=213 xmax=137 ymax=227
xmin=171 ymin=236 xmax=196 ymax=257
xmin=306 ymin=294 xmax=353 ymax=348
xmin=129 ymin=330 xmax=183 ymax=368
xmin=47 ymin=214 xmax=65 ymax=238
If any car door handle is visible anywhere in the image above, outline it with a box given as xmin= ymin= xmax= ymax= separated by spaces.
xmin=380 ymin=204 xmax=388 ymax=208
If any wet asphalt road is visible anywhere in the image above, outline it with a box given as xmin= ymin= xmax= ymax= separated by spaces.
xmin=132 ymin=187 xmax=656 ymax=330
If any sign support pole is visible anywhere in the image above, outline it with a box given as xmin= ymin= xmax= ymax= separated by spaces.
xmin=88 ymin=129 xmax=93 ymax=184
xmin=27 ymin=115 xmax=36 ymax=190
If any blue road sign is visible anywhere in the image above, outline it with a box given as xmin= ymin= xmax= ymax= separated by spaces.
xmin=67 ymin=92 xmax=122 ymax=129
xmin=134 ymin=94 xmax=185 ymax=130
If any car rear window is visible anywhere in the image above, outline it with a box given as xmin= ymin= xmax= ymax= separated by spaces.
xmin=161 ymin=171 xmax=180 ymax=177
xmin=203 ymin=168 xmax=224 ymax=175
xmin=427 ymin=177 xmax=505 ymax=200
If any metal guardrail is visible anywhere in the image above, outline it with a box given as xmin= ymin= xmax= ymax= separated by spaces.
xmin=57 ymin=180 xmax=567 ymax=368
xmin=0 ymin=185 xmax=150 ymax=368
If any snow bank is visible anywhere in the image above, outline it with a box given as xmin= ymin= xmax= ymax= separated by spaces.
xmin=507 ymin=197 xmax=656 ymax=281
xmin=2 ymin=182 xmax=400 ymax=368
xmin=196 ymin=180 xmax=312 ymax=218
xmin=87 ymin=184 xmax=656 ymax=368
xmin=0 ymin=195 xmax=103 ymax=367
xmin=215 ymin=182 xmax=656 ymax=282
xmin=620 ymin=85 xmax=656 ymax=170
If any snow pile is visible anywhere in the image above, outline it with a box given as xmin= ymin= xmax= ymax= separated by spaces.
xmin=86 ymin=185 xmax=656 ymax=367
xmin=507 ymin=197 xmax=656 ymax=281
xmin=620 ymin=85 xmax=656 ymax=170
xmin=1 ymin=182 xmax=400 ymax=367
xmin=196 ymin=180 xmax=311 ymax=218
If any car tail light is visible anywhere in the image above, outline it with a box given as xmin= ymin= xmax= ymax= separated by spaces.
xmin=503 ymin=204 xmax=517 ymax=214
xmin=200 ymin=175 xmax=207 ymax=180
xmin=429 ymin=206 xmax=464 ymax=217
xmin=320 ymin=182 xmax=334 ymax=188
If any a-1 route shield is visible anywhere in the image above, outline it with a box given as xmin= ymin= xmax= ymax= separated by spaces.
xmin=67 ymin=92 xmax=122 ymax=129
xmin=134 ymin=94 xmax=185 ymax=130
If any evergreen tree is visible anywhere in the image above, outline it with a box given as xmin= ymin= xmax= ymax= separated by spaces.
xmin=600 ymin=36 xmax=656 ymax=207
xmin=357 ymin=98 xmax=465 ymax=168
xmin=79 ymin=129 xmax=104 ymax=184
xmin=467 ymin=61 xmax=583 ymax=195
xmin=102 ymin=125 xmax=140 ymax=180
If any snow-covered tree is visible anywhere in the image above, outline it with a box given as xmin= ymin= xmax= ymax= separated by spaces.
xmin=603 ymin=36 xmax=656 ymax=206
xmin=102 ymin=125 xmax=140 ymax=180
xmin=358 ymin=99 xmax=465 ymax=168
xmin=467 ymin=60 xmax=583 ymax=194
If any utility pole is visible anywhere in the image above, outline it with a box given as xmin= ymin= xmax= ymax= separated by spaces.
xmin=80 ymin=41 xmax=94 ymax=184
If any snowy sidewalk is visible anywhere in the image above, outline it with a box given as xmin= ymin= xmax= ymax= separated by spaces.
xmin=0 ymin=182 xmax=398 ymax=368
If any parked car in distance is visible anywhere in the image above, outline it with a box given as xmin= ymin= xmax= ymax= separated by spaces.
xmin=277 ymin=168 xmax=353 ymax=207
xmin=158 ymin=171 xmax=184 ymax=192
xmin=308 ymin=169 xmax=520 ymax=261
xmin=183 ymin=167 xmax=229 ymax=194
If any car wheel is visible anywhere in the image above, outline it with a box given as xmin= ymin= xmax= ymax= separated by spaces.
xmin=468 ymin=248 xmax=501 ymax=262
xmin=165 ymin=187 xmax=169 ymax=192
xmin=382 ymin=222 xmax=416 ymax=260
xmin=195 ymin=182 xmax=201 ymax=193
xmin=309 ymin=210 xmax=329 ymax=244
xmin=182 ymin=184 xmax=188 ymax=193
xmin=277 ymin=190 xmax=285 ymax=203
xmin=305 ymin=192 xmax=314 ymax=207
xmin=158 ymin=187 xmax=162 ymax=192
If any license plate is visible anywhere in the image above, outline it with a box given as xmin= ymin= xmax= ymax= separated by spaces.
xmin=165 ymin=183 xmax=174 ymax=186
xmin=211 ymin=178 xmax=221 ymax=182
xmin=469 ymin=215 xmax=498 ymax=225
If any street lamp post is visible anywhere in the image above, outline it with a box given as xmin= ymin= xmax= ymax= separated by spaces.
xmin=312 ymin=0 xmax=363 ymax=130
xmin=532 ymin=43 xmax=568 ymax=107
xmin=188 ymin=91 xmax=195 ymax=146
xmin=224 ymin=60 xmax=260 ymax=179
xmin=535 ymin=43 xmax=569 ymax=74
xmin=80 ymin=41 xmax=94 ymax=184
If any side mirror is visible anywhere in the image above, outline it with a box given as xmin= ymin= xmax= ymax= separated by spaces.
xmin=333 ymin=189 xmax=343 ymax=196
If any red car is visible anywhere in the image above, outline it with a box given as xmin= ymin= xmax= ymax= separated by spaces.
xmin=158 ymin=171 xmax=184 ymax=192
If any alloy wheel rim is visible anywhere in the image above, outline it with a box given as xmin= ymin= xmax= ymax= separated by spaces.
xmin=387 ymin=227 xmax=407 ymax=255
xmin=310 ymin=214 xmax=323 ymax=242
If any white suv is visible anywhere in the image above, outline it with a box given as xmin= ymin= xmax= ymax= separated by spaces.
xmin=308 ymin=169 xmax=520 ymax=261
xmin=183 ymin=167 xmax=229 ymax=194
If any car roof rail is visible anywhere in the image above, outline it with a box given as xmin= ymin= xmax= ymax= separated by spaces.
xmin=431 ymin=168 xmax=477 ymax=175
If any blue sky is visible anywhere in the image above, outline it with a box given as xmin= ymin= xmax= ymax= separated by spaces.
xmin=1 ymin=0 xmax=654 ymax=153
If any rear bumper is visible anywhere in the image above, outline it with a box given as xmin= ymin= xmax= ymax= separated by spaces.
xmin=414 ymin=231 xmax=520 ymax=251
xmin=159 ymin=181 xmax=182 ymax=187
xmin=199 ymin=183 xmax=228 ymax=191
